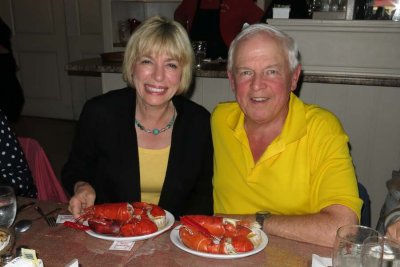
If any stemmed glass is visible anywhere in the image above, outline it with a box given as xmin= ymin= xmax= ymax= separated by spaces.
xmin=192 ymin=41 xmax=207 ymax=69
xmin=0 ymin=186 xmax=17 ymax=228
xmin=332 ymin=224 xmax=383 ymax=267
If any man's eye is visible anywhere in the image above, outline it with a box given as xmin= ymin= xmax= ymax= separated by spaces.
xmin=266 ymin=69 xmax=278 ymax=76
xmin=239 ymin=70 xmax=252 ymax=76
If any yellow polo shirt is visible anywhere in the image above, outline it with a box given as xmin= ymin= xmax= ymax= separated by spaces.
xmin=211 ymin=93 xmax=362 ymax=219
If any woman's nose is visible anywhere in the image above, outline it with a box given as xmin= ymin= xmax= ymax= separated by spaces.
xmin=153 ymin=64 xmax=165 ymax=81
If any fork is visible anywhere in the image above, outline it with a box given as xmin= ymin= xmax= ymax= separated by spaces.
xmin=34 ymin=206 xmax=57 ymax=227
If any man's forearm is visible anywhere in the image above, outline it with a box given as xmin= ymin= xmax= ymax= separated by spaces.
xmin=263 ymin=205 xmax=358 ymax=247
xmin=216 ymin=205 xmax=358 ymax=248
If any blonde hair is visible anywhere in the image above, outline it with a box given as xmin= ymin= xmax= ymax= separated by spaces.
xmin=122 ymin=16 xmax=194 ymax=95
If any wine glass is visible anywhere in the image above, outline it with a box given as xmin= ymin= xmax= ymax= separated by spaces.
xmin=192 ymin=41 xmax=207 ymax=69
xmin=0 ymin=186 xmax=17 ymax=228
xmin=332 ymin=224 xmax=383 ymax=267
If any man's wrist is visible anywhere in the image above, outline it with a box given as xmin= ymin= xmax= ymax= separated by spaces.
xmin=256 ymin=211 xmax=272 ymax=229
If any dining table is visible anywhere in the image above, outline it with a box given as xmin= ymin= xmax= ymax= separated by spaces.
xmin=8 ymin=197 xmax=333 ymax=266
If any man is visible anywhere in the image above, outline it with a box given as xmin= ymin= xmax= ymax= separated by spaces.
xmin=377 ymin=169 xmax=400 ymax=241
xmin=211 ymin=23 xmax=362 ymax=247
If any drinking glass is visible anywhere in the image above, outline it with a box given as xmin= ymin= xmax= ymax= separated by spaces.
xmin=382 ymin=237 xmax=400 ymax=267
xmin=192 ymin=41 xmax=207 ymax=69
xmin=0 ymin=186 xmax=17 ymax=228
xmin=332 ymin=224 xmax=383 ymax=267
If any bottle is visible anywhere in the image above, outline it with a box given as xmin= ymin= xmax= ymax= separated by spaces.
xmin=330 ymin=0 xmax=339 ymax=11
xmin=118 ymin=20 xmax=130 ymax=44
xmin=392 ymin=7 xmax=400 ymax=21
xmin=321 ymin=0 xmax=330 ymax=11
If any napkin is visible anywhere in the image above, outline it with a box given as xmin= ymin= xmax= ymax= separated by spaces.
xmin=4 ymin=257 xmax=44 ymax=267
xmin=312 ymin=254 xmax=332 ymax=267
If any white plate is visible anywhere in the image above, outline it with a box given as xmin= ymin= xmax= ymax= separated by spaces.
xmin=86 ymin=210 xmax=174 ymax=241
xmin=170 ymin=225 xmax=268 ymax=259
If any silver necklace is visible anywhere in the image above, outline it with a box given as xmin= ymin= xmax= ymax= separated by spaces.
xmin=135 ymin=108 xmax=176 ymax=135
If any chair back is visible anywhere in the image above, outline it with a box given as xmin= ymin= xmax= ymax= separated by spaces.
xmin=17 ymin=137 xmax=69 ymax=203
xmin=358 ymin=182 xmax=371 ymax=227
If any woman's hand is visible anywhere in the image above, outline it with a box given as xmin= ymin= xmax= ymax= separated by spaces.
xmin=68 ymin=181 xmax=96 ymax=219
xmin=386 ymin=220 xmax=400 ymax=242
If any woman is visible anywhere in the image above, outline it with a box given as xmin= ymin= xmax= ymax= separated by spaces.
xmin=0 ymin=109 xmax=37 ymax=197
xmin=0 ymin=17 xmax=25 ymax=122
xmin=174 ymin=0 xmax=264 ymax=59
xmin=62 ymin=16 xmax=213 ymax=219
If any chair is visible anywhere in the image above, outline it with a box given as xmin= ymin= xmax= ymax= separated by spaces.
xmin=358 ymin=182 xmax=371 ymax=227
xmin=17 ymin=137 xmax=69 ymax=203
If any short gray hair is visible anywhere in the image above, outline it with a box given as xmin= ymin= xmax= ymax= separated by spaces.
xmin=227 ymin=24 xmax=300 ymax=72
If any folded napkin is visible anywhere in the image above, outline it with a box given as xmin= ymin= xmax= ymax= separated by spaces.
xmin=4 ymin=257 xmax=44 ymax=267
xmin=312 ymin=254 xmax=332 ymax=267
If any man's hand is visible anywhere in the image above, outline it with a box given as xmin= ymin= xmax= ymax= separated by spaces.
xmin=386 ymin=220 xmax=400 ymax=242
xmin=68 ymin=181 xmax=96 ymax=219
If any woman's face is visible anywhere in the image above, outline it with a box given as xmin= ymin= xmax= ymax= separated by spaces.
xmin=133 ymin=52 xmax=182 ymax=108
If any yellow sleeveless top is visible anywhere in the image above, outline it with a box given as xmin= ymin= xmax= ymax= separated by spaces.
xmin=138 ymin=146 xmax=170 ymax=205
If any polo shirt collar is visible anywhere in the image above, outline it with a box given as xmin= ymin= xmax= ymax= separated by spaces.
xmin=226 ymin=93 xmax=307 ymax=153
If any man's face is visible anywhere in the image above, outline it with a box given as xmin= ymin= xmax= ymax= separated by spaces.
xmin=228 ymin=32 xmax=301 ymax=126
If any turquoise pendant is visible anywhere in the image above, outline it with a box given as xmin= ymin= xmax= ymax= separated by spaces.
xmin=152 ymin=129 xmax=160 ymax=135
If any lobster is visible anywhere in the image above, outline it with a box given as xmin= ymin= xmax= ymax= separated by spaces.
xmin=179 ymin=215 xmax=262 ymax=254
xmin=64 ymin=202 xmax=166 ymax=237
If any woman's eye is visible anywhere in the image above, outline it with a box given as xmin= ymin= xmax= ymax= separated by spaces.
xmin=140 ymin=59 xmax=152 ymax=64
xmin=167 ymin=63 xmax=178 ymax=69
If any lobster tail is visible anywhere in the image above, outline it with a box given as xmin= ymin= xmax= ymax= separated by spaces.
xmin=179 ymin=215 xmax=261 ymax=254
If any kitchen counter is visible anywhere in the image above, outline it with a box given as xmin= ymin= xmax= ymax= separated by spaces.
xmin=66 ymin=58 xmax=400 ymax=87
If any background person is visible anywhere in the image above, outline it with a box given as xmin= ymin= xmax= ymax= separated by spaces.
xmin=174 ymin=0 xmax=264 ymax=59
xmin=376 ymin=169 xmax=400 ymax=241
xmin=211 ymin=23 xmax=362 ymax=247
xmin=0 ymin=109 xmax=37 ymax=197
xmin=0 ymin=17 xmax=25 ymax=122
xmin=62 ymin=16 xmax=213 ymax=219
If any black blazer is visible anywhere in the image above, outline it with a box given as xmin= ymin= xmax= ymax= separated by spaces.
xmin=62 ymin=88 xmax=213 ymax=218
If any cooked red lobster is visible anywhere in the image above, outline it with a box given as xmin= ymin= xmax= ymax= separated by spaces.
xmin=64 ymin=202 xmax=166 ymax=237
xmin=179 ymin=215 xmax=262 ymax=254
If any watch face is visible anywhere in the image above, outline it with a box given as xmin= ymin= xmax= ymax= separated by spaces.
xmin=256 ymin=211 xmax=270 ymax=227
xmin=257 ymin=211 xmax=270 ymax=216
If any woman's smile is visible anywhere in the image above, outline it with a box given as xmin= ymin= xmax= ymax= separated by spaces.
xmin=145 ymin=84 xmax=168 ymax=94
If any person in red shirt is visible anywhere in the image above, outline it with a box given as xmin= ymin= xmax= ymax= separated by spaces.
xmin=174 ymin=0 xmax=264 ymax=59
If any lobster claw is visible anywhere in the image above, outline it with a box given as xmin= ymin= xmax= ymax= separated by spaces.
xmin=63 ymin=221 xmax=91 ymax=231
xmin=88 ymin=218 xmax=122 ymax=235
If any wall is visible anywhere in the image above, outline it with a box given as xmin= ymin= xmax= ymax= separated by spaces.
xmin=1 ymin=0 xmax=103 ymax=120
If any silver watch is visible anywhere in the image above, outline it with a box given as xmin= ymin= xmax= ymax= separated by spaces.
xmin=256 ymin=210 xmax=272 ymax=227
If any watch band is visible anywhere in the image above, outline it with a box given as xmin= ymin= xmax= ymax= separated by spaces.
xmin=256 ymin=211 xmax=272 ymax=228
